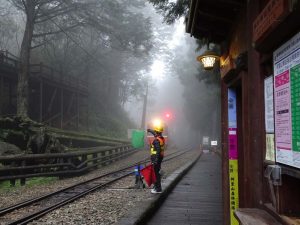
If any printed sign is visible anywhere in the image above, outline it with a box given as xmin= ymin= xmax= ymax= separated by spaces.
xmin=228 ymin=88 xmax=239 ymax=225
xmin=211 ymin=141 xmax=218 ymax=146
xmin=229 ymin=160 xmax=239 ymax=225
xmin=228 ymin=89 xmax=237 ymax=129
xmin=202 ymin=136 xmax=209 ymax=145
xmin=264 ymin=76 xmax=274 ymax=133
xmin=266 ymin=134 xmax=275 ymax=162
xmin=229 ymin=128 xmax=238 ymax=160
xmin=274 ymin=31 xmax=300 ymax=168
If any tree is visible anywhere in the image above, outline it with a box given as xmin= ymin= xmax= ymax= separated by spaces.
xmin=147 ymin=0 xmax=189 ymax=24
xmin=9 ymin=0 xmax=97 ymax=118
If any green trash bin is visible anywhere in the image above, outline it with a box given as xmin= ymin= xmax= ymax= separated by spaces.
xmin=131 ymin=130 xmax=145 ymax=148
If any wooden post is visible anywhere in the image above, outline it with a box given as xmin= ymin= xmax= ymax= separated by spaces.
xmin=93 ymin=153 xmax=97 ymax=168
xmin=39 ymin=80 xmax=43 ymax=122
xmin=81 ymin=155 xmax=87 ymax=168
xmin=109 ymin=150 xmax=113 ymax=164
xmin=10 ymin=161 xmax=16 ymax=187
xmin=67 ymin=92 xmax=75 ymax=114
xmin=20 ymin=160 xmax=26 ymax=186
xmin=0 ymin=76 xmax=4 ymax=115
xmin=116 ymin=148 xmax=120 ymax=160
xmin=86 ymin=98 xmax=89 ymax=131
xmin=121 ymin=146 xmax=125 ymax=159
xmin=101 ymin=151 xmax=106 ymax=167
xmin=46 ymin=88 xmax=57 ymax=116
xmin=76 ymin=93 xmax=79 ymax=130
xmin=60 ymin=89 xmax=64 ymax=129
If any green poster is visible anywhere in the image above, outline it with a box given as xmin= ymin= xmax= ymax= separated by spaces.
xmin=291 ymin=64 xmax=300 ymax=152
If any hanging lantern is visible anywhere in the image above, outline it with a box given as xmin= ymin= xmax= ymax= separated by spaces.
xmin=197 ymin=50 xmax=219 ymax=70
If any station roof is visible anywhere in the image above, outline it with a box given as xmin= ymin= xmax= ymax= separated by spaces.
xmin=186 ymin=0 xmax=246 ymax=43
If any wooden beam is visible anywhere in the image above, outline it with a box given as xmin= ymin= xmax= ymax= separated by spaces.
xmin=46 ymin=88 xmax=57 ymax=115
xmin=191 ymin=0 xmax=201 ymax=36
xmin=197 ymin=10 xmax=234 ymax=24
xmin=44 ymin=113 xmax=61 ymax=124
xmin=186 ymin=0 xmax=197 ymax=33
xmin=63 ymin=114 xmax=78 ymax=128
xmin=210 ymin=0 xmax=244 ymax=7
xmin=194 ymin=25 xmax=228 ymax=38
xmin=67 ymin=92 xmax=75 ymax=115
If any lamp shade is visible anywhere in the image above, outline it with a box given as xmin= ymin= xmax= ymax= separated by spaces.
xmin=197 ymin=50 xmax=219 ymax=70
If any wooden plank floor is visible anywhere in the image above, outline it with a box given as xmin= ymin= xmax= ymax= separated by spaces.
xmin=146 ymin=152 xmax=222 ymax=225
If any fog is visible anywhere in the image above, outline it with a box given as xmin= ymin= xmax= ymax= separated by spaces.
xmin=125 ymin=4 xmax=220 ymax=148
xmin=0 ymin=0 xmax=220 ymax=147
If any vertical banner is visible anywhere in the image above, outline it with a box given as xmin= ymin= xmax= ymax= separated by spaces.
xmin=228 ymin=89 xmax=239 ymax=225
xmin=264 ymin=76 xmax=275 ymax=133
xmin=273 ymin=31 xmax=300 ymax=168
xmin=264 ymin=76 xmax=275 ymax=162
xmin=266 ymin=134 xmax=275 ymax=161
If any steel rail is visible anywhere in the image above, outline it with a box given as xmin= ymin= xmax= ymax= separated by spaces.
xmin=0 ymin=147 xmax=194 ymax=225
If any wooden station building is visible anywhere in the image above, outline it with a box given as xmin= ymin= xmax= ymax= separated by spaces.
xmin=0 ymin=51 xmax=88 ymax=129
xmin=186 ymin=0 xmax=300 ymax=224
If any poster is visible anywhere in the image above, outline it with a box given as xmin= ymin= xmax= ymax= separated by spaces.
xmin=228 ymin=89 xmax=237 ymax=129
xmin=266 ymin=134 xmax=275 ymax=162
xmin=274 ymin=31 xmax=300 ymax=168
xmin=229 ymin=160 xmax=239 ymax=225
xmin=264 ymin=76 xmax=274 ymax=133
xmin=229 ymin=128 xmax=238 ymax=159
xmin=228 ymin=88 xmax=239 ymax=225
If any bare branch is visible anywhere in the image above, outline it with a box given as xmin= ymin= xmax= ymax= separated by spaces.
xmin=35 ymin=5 xmax=72 ymax=20
xmin=33 ymin=23 xmax=81 ymax=38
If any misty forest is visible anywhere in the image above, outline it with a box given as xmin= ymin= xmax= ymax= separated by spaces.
xmin=0 ymin=0 xmax=220 ymax=158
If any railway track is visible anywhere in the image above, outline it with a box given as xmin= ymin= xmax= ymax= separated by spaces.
xmin=0 ymin=147 xmax=194 ymax=225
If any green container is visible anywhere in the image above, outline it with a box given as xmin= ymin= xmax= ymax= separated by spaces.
xmin=131 ymin=130 xmax=145 ymax=148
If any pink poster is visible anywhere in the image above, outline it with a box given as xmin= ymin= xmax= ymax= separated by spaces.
xmin=274 ymin=70 xmax=292 ymax=151
xmin=229 ymin=128 xmax=238 ymax=159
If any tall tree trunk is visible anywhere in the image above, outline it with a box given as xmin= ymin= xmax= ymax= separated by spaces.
xmin=17 ymin=1 xmax=35 ymax=118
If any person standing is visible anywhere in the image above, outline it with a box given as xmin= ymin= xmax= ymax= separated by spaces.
xmin=147 ymin=123 xmax=165 ymax=194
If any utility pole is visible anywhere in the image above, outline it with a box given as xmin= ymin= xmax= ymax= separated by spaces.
xmin=140 ymin=80 xmax=148 ymax=129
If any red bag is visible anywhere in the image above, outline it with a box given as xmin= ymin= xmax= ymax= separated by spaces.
xmin=140 ymin=164 xmax=156 ymax=187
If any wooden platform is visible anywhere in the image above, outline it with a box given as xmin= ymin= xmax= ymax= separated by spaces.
xmin=234 ymin=208 xmax=282 ymax=225
xmin=146 ymin=152 xmax=222 ymax=225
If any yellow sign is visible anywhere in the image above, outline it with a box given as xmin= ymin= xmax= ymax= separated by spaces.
xmin=265 ymin=134 xmax=275 ymax=162
xmin=229 ymin=159 xmax=239 ymax=225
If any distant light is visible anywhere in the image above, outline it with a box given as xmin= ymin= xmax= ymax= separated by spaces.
xmin=197 ymin=50 xmax=219 ymax=70
xmin=165 ymin=113 xmax=170 ymax=118
xmin=153 ymin=119 xmax=162 ymax=127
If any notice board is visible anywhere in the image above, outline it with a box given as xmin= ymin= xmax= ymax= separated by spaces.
xmin=273 ymin=31 xmax=300 ymax=169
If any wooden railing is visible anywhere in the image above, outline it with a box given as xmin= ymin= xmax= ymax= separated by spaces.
xmin=0 ymin=50 xmax=88 ymax=92
xmin=30 ymin=63 xmax=88 ymax=92
xmin=0 ymin=50 xmax=19 ymax=68
xmin=0 ymin=145 xmax=136 ymax=183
